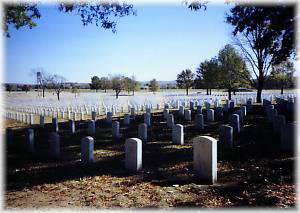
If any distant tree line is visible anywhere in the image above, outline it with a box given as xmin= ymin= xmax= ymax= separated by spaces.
xmin=90 ymin=75 xmax=142 ymax=99
xmin=176 ymin=44 xmax=295 ymax=99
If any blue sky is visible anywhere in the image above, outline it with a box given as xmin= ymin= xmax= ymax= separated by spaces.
xmin=5 ymin=3 xmax=233 ymax=83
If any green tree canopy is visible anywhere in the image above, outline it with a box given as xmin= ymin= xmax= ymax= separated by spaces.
xmin=4 ymin=2 xmax=136 ymax=37
xmin=91 ymin=76 xmax=101 ymax=92
xmin=217 ymin=44 xmax=251 ymax=100
xmin=99 ymin=77 xmax=111 ymax=93
xmin=176 ymin=69 xmax=195 ymax=95
xmin=195 ymin=58 xmax=220 ymax=95
xmin=149 ymin=78 xmax=159 ymax=93
xmin=269 ymin=59 xmax=295 ymax=94
xmin=111 ymin=75 xmax=125 ymax=99
xmin=226 ymin=4 xmax=296 ymax=102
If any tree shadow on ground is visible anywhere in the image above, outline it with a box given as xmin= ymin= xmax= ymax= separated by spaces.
xmin=5 ymin=105 xmax=295 ymax=207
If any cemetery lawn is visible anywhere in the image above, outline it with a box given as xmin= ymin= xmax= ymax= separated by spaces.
xmin=4 ymin=105 xmax=295 ymax=208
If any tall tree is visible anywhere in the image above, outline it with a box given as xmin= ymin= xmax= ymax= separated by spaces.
xmin=91 ymin=76 xmax=101 ymax=92
xmin=176 ymin=69 xmax=195 ymax=95
xmin=71 ymin=84 xmax=79 ymax=98
xmin=123 ymin=77 xmax=132 ymax=95
xmin=111 ymin=75 xmax=124 ymax=99
xmin=217 ymin=44 xmax=251 ymax=100
xmin=99 ymin=77 xmax=111 ymax=93
xmin=149 ymin=79 xmax=159 ymax=94
xmin=4 ymin=2 xmax=136 ymax=37
xmin=226 ymin=5 xmax=296 ymax=103
xmin=270 ymin=59 xmax=295 ymax=94
xmin=195 ymin=58 xmax=220 ymax=95
xmin=129 ymin=75 xmax=140 ymax=96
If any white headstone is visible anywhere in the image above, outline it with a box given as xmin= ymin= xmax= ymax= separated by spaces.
xmin=172 ymin=124 xmax=184 ymax=145
xmin=179 ymin=106 xmax=184 ymax=117
xmin=230 ymin=114 xmax=240 ymax=134
xmin=52 ymin=118 xmax=58 ymax=132
xmin=81 ymin=136 xmax=94 ymax=164
xmin=219 ymin=125 xmax=233 ymax=148
xmin=144 ymin=113 xmax=151 ymax=127
xmin=91 ymin=111 xmax=97 ymax=120
xmin=207 ymin=109 xmax=214 ymax=122
xmin=80 ymin=111 xmax=85 ymax=121
xmin=195 ymin=114 xmax=204 ymax=130
xmin=87 ymin=120 xmax=96 ymax=135
xmin=197 ymin=106 xmax=202 ymax=115
xmin=138 ymin=123 xmax=147 ymax=141
xmin=184 ymin=109 xmax=191 ymax=121
xmin=69 ymin=119 xmax=75 ymax=134
xmin=167 ymin=114 xmax=174 ymax=128
xmin=73 ymin=112 xmax=78 ymax=121
xmin=112 ymin=121 xmax=120 ymax=138
xmin=124 ymin=114 xmax=130 ymax=125
xmin=240 ymin=106 xmax=247 ymax=117
xmin=125 ymin=138 xmax=142 ymax=172
xmin=163 ymin=109 xmax=169 ymax=120
xmin=26 ymin=128 xmax=35 ymax=152
xmin=190 ymin=101 xmax=194 ymax=110
xmin=193 ymin=136 xmax=217 ymax=184
xmin=106 ymin=112 xmax=113 ymax=124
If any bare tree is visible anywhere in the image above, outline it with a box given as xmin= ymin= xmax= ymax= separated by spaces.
xmin=30 ymin=67 xmax=52 ymax=98
xmin=49 ymin=74 xmax=66 ymax=101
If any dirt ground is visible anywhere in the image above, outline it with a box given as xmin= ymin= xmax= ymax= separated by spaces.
xmin=4 ymin=104 xmax=296 ymax=209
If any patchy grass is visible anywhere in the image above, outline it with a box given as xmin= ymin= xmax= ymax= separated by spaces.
xmin=4 ymin=105 xmax=296 ymax=209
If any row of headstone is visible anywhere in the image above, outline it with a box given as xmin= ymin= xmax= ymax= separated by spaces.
xmin=264 ymin=103 xmax=295 ymax=152
xmin=6 ymin=91 xmax=296 ymax=117
xmin=218 ymin=104 xmax=248 ymax=148
xmin=6 ymin=91 xmax=295 ymax=125
xmin=5 ymin=112 xmax=35 ymax=124
xmin=7 ymin=123 xmax=218 ymax=184
xmin=125 ymin=136 xmax=217 ymax=184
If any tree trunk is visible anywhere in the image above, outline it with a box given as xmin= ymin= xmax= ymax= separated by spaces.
xmin=42 ymin=88 xmax=45 ymax=98
xmin=105 ymin=88 xmax=107 ymax=93
xmin=209 ymin=89 xmax=212 ymax=95
xmin=116 ymin=90 xmax=119 ymax=99
xmin=281 ymin=83 xmax=284 ymax=94
xmin=233 ymin=89 xmax=236 ymax=95
xmin=186 ymin=87 xmax=189 ymax=95
xmin=228 ymin=89 xmax=232 ymax=100
xmin=57 ymin=92 xmax=60 ymax=101
xmin=256 ymin=76 xmax=264 ymax=103
xmin=133 ymin=90 xmax=135 ymax=96
xmin=206 ymin=88 xmax=209 ymax=95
